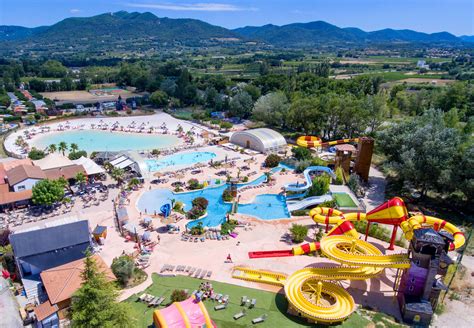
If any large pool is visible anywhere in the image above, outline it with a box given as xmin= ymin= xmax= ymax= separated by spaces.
xmin=32 ymin=130 xmax=180 ymax=152
xmin=146 ymin=152 xmax=217 ymax=172
xmin=136 ymin=168 xmax=290 ymax=227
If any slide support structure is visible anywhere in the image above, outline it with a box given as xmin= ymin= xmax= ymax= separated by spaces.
xmin=388 ymin=224 xmax=398 ymax=251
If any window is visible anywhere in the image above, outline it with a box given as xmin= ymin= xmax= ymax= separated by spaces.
xmin=17 ymin=185 xmax=26 ymax=191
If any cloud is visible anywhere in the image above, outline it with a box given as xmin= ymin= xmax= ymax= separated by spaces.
xmin=125 ymin=2 xmax=257 ymax=12
xmin=70 ymin=9 xmax=82 ymax=14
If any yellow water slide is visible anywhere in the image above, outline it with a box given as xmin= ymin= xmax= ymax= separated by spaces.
xmin=296 ymin=136 xmax=360 ymax=148
xmin=233 ymin=235 xmax=410 ymax=324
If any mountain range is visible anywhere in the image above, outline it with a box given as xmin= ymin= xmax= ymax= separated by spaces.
xmin=0 ymin=11 xmax=472 ymax=51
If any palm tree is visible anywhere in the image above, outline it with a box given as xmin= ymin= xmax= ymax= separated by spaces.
xmin=58 ymin=141 xmax=68 ymax=155
xmin=75 ymin=172 xmax=87 ymax=187
xmin=70 ymin=143 xmax=79 ymax=153
xmin=110 ymin=167 xmax=125 ymax=186
xmin=48 ymin=144 xmax=57 ymax=154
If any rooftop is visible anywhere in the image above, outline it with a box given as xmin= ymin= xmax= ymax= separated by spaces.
xmin=6 ymin=164 xmax=46 ymax=186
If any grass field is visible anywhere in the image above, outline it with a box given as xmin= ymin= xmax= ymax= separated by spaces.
xmin=334 ymin=193 xmax=358 ymax=208
xmin=125 ymin=274 xmax=372 ymax=328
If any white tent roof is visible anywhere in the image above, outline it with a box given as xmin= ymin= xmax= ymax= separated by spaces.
xmin=116 ymin=159 xmax=134 ymax=169
xmin=72 ymin=156 xmax=105 ymax=175
xmin=109 ymin=156 xmax=128 ymax=166
xmin=33 ymin=153 xmax=74 ymax=170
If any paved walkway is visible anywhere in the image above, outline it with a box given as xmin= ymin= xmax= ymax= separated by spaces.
xmin=0 ymin=275 xmax=23 ymax=328
xmin=361 ymin=166 xmax=387 ymax=211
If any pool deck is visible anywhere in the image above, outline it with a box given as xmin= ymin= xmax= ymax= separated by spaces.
xmin=5 ymin=112 xmax=214 ymax=157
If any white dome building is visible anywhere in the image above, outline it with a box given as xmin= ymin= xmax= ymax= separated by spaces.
xmin=230 ymin=128 xmax=287 ymax=153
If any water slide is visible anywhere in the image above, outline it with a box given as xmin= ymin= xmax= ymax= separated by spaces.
xmin=286 ymin=195 xmax=334 ymax=212
xmin=160 ymin=203 xmax=171 ymax=218
xmin=239 ymin=197 xmax=466 ymax=324
xmin=284 ymin=166 xmax=336 ymax=192
xmin=296 ymin=136 xmax=360 ymax=148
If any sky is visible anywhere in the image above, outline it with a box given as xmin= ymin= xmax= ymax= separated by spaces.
xmin=0 ymin=0 xmax=473 ymax=35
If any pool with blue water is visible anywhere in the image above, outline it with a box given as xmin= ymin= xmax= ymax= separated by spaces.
xmin=136 ymin=166 xmax=291 ymax=227
xmin=146 ymin=152 xmax=217 ymax=172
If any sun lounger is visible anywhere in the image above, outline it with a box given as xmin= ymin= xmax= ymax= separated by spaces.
xmin=155 ymin=297 xmax=165 ymax=306
xmin=194 ymin=269 xmax=201 ymax=277
xmin=214 ymin=304 xmax=227 ymax=311
xmin=189 ymin=267 xmax=196 ymax=275
xmin=241 ymin=296 xmax=248 ymax=306
xmin=137 ymin=293 xmax=147 ymax=302
xmin=200 ymin=270 xmax=206 ymax=279
xmin=249 ymin=299 xmax=256 ymax=308
xmin=252 ymin=314 xmax=268 ymax=324
xmin=215 ymin=293 xmax=223 ymax=302
xmin=191 ymin=290 xmax=198 ymax=296
xmin=210 ymin=294 xmax=217 ymax=301
xmin=233 ymin=309 xmax=246 ymax=320
xmin=206 ymin=271 xmax=212 ymax=278
xmin=185 ymin=266 xmax=191 ymax=272
xmin=147 ymin=297 xmax=158 ymax=306
xmin=221 ymin=295 xmax=229 ymax=304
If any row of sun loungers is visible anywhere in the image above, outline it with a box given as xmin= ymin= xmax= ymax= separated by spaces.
xmin=211 ymin=294 xmax=266 ymax=324
xmin=137 ymin=293 xmax=166 ymax=307
xmin=161 ymin=264 xmax=213 ymax=279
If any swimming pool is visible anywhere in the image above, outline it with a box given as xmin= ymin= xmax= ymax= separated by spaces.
xmin=146 ymin=152 xmax=217 ymax=172
xmin=32 ymin=130 xmax=180 ymax=152
xmin=136 ymin=168 xmax=291 ymax=227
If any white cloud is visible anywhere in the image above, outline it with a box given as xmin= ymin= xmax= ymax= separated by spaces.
xmin=125 ymin=2 xmax=257 ymax=12
xmin=70 ymin=9 xmax=82 ymax=14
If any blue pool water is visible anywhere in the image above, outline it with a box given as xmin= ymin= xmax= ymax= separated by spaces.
xmin=33 ymin=130 xmax=180 ymax=152
xmin=136 ymin=167 xmax=291 ymax=227
xmin=146 ymin=152 xmax=217 ymax=172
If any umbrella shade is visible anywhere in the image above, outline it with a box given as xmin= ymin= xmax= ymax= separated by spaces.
xmin=143 ymin=217 xmax=152 ymax=223
xmin=142 ymin=231 xmax=151 ymax=241
xmin=123 ymin=223 xmax=137 ymax=233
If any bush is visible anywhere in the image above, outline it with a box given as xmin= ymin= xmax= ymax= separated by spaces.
xmin=221 ymin=219 xmax=238 ymax=235
xmin=242 ymin=176 xmax=249 ymax=183
xmin=3 ymin=115 xmax=22 ymax=123
xmin=264 ymin=154 xmax=281 ymax=168
xmin=292 ymin=147 xmax=312 ymax=160
xmin=308 ymin=174 xmax=330 ymax=196
xmin=68 ymin=150 xmax=87 ymax=160
xmin=111 ymin=255 xmax=134 ymax=286
xmin=222 ymin=189 xmax=233 ymax=202
xmin=192 ymin=197 xmax=208 ymax=210
xmin=28 ymin=147 xmax=46 ymax=160
xmin=290 ymin=224 xmax=308 ymax=243
xmin=219 ymin=121 xmax=233 ymax=130
xmin=348 ymin=174 xmax=363 ymax=196
xmin=187 ymin=206 xmax=205 ymax=220
xmin=170 ymin=289 xmax=188 ymax=303
xmin=151 ymin=149 xmax=161 ymax=156
xmin=334 ymin=167 xmax=345 ymax=185
xmin=173 ymin=201 xmax=184 ymax=213
xmin=32 ymin=179 xmax=65 ymax=205
xmin=187 ymin=178 xmax=203 ymax=190
xmin=291 ymin=209 xmax=308 ymax=216
xmin=318 ymin=199 xmax=337 ymax=208
xmin=189 ymin=222 xmax=204 ymax=235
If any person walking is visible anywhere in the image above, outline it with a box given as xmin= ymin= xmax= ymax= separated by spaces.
xmin=226 ymin=254 xmax=233 ymax=263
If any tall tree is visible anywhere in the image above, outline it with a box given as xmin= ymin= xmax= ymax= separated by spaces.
xmin=252 ymin=92 xmax=289 ymax=127
xmin=71 ymin=251 xmax=134 ymax=328
xmin=58 ymin=141 xmax=68 ymax=155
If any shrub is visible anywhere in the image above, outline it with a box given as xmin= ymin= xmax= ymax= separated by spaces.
xmin=318 ymin=199 xmax=337 ymax=208
xmin=28 ymin=147 xmax=46 ymax=160
xmin=290 ymin=224 xmax=308 ymax=243
xmin=32 ymin=179 xmax=64 ymax=205
xmin=291 ymin=209 xmax=308 ymax=216
xmin=219 ymin=121 xmax=233 ymax=130
xmin=242 ymin=176 xmax=249 ymax=183
xmin=222 ymin=189 xmax=233 ymax=202
xmin=334 ymin=167 xmax=345 ymax=185
xmin=308 ymin=174 xmax=330 ymax=196
xmin=189 ymin=222 xmax=204 ymax=235
xmin=192 ymin=197 xmax=208 ymax=210
xmin=264 ymin=154 xmax=281 ymax=168
xmin=173 ymin=201 xmax=184 ymax=213
xmin=292 ymin=147 xmax=312 ymax=160
xmin=170 ymin=289 xmax=188 ymax=303
xmin=187 ymin=178 xmax=203 ymax=190
xmin=221 ymin=219 xmax=238 ymax=235
xmin=348 ymin=174 xmax=363 ymax=196
xmin=151 ymin=149 xmax=161 ymax=156
xmin=68 ymin=150 xmax=87 ymax=160
xmin=111 ymin=255 xmax=135 ymax=286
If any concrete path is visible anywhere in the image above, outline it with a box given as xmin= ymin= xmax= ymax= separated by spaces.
xmin=361 ymin=166 xmax=387 ymax=211
xmin=0 ymin=276 xmax=23 ymax=328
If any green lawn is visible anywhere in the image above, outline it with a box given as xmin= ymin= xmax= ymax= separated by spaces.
xmin=124 ymin=274 xmax=371 ymax=328
xmin=334 ymin=193 xmax=358 ymax=208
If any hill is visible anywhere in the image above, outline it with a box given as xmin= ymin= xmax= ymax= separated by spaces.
xmin=234 ymin=21 xmax=462 ymax=47
xmin=0 ymin=11 xmax=241 ymax=51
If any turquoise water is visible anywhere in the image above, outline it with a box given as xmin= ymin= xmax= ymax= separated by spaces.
xmin=146 ymin=152 xmax=217 ymax=172
xmin=136 ymin=167 xmax=291 ymax=228
xmin=33 ymin=130 xmax=180 ymax=152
